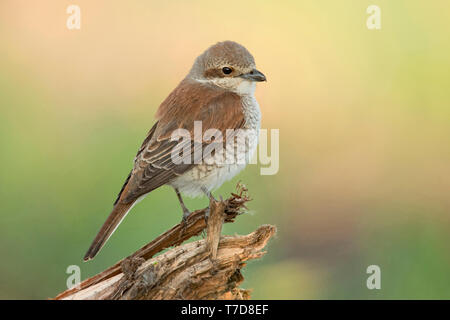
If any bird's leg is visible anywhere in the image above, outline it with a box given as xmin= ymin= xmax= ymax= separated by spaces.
xmin=174 ymin=188 xmax=190 ymax=233
xmin=201 ymin=186 xmax=217 ymax=202
xmin=201 ymin=186 xmax=218 ymax=228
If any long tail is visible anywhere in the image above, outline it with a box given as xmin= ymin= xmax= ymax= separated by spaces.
xmin=83 ymin=201 xmax=135 ymax=261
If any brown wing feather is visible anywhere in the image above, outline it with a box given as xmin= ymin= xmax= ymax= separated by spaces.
xmin=113 ymin=123 xmax=158 ymax=205
xmin=117 ymin=79 xmax=245 ymax=204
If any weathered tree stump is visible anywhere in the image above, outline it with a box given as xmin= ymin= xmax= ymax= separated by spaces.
xmin=55 ymin=184 xmax=276 ymax=300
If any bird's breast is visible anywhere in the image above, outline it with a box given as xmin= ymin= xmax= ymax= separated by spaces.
xmin=170 ymin=94 xmax=261 ymax=197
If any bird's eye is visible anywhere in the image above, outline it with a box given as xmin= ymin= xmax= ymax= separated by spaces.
xmin=222 ymin=67 xmax=233 ymax=75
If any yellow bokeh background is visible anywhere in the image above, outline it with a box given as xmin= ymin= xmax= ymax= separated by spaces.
xmin=0 ymin=1 xmax=449 ymax=299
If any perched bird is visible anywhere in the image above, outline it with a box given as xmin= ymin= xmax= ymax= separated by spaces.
xmin=84 ymin=41 xmax=266 ymax=261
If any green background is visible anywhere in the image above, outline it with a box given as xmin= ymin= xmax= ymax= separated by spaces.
xmin=0 ymin=0 xmax=449 ymax=299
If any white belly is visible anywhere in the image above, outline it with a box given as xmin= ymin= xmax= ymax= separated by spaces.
xmin=170 ymin=94 xmax=261 ymax=197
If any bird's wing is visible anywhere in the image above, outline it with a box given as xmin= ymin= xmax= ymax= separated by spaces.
xmin=84 ymin=80 xmax=245 ymax=261
xmin=113 ymin=123 xmax=157 ymax=205
xmin=116 ymin=79 xmax=246 ymax=204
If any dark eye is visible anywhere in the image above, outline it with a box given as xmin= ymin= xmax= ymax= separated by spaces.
xmin=222 ymin=67 xmax=233 ymax=75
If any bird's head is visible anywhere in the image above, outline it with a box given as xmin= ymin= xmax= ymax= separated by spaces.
xmin=188 ymin=41 xmax=266 ymax=95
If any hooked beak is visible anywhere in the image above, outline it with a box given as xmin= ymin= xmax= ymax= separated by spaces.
xmin=239 ymin=69 xmax=266 ymax=82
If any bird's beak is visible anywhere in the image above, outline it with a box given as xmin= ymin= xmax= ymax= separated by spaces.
xmin=239 ymin=69 xmax=267 ymax=82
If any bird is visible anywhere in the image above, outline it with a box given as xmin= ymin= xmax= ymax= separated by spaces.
xmin=84 ymin=41 xmax=266 ymax=261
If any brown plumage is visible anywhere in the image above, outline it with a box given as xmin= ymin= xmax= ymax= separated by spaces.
xmin=84 ymin=41 xmax=265 ymax=261
xmin=84 ymin=80 xmax=245 ymax=260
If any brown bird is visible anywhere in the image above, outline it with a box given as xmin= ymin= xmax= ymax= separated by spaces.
xmin=84 ymin=41 xmax=266 ymax=261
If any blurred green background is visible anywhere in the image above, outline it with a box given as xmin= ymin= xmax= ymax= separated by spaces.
xmin=1 ymin=0 xmax=449 ymax=299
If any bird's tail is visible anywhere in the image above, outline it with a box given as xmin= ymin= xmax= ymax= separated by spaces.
xmin=83 ymin=201 xmax=135 ymax=261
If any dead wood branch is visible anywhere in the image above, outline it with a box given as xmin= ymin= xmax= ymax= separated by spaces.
xmin=55 ymin=184 xmax=276 ymax=300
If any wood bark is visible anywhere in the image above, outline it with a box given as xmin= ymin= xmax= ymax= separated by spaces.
xmin=55 ymin=184 xmax=276 ymax=300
